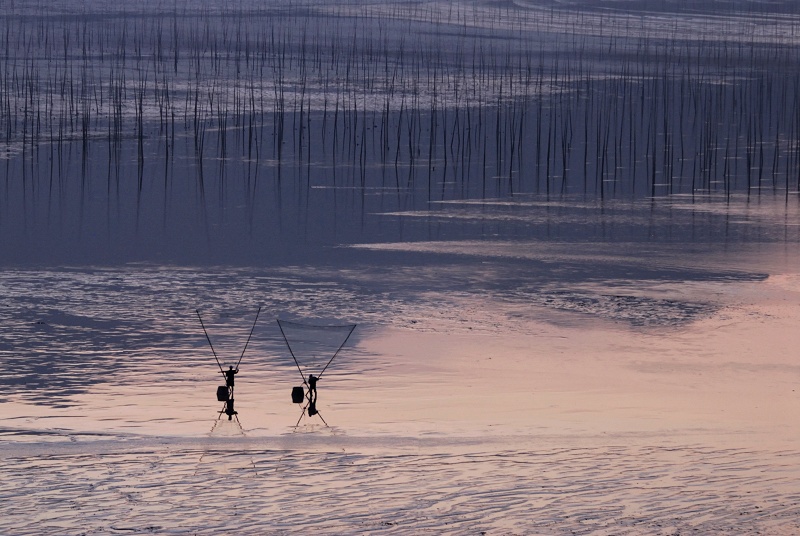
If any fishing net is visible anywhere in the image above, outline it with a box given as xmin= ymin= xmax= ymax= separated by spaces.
xmin=276 ymin=319 xmax=356 ymax=381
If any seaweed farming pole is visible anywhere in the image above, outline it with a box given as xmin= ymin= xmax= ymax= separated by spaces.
xmin=196 ymin=309 xmax=225 ymax=375
xmin=235 ymin=306 xmax=261 ymax=370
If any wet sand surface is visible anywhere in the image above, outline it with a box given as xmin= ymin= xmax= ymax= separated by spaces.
xmin=1 ymin=201 xmax=799 ymax=533
xmin=2 ymin=435 xmax=799 ymax=535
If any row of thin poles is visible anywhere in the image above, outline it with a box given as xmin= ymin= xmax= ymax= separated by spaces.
xmin=1 ymin=1 xmax=800 ymax=209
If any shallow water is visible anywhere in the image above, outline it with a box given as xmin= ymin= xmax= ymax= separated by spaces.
xmin=3 ymin=0 xmax=800 ymax=265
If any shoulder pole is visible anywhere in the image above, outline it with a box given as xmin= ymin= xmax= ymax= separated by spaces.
xmin=197 ymin=309 xmax=225 ymax=376
xmin=235 ymin=306 xmax=261 ymax=370
xmin=277 ymin=319 xmax=306 ymax=384
xmin=318 ymin=324 xmax=356 ymax=379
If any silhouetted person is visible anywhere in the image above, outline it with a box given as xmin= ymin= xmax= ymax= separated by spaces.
xmin=307 ymin=375 xmax=318 ymax=402
xmin=224 ymin=366 xmax=238 ymax=388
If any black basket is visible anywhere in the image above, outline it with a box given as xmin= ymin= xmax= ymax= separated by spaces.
xmin=291 ymin=386 xmax=305 ymax=404
xmin=216 ymin=385 xmax=230 ymax=402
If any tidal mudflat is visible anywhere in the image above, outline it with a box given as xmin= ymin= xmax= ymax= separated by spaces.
xmin=1 ymin=0 xmax=800 ymax=534
xmin=1 ymin=196 xmax=799 ymax=534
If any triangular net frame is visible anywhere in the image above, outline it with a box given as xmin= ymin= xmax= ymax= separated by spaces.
xmin=196 ymin=307 xmax=262 ymax=376
xmin=276 ymin=319 xmax=357 ymax=384
xmin=196 ymin=307 xmax=261 ymax=424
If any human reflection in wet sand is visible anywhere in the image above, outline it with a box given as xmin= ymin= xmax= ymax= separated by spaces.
xmin=221 ymin=398 xmax=238 ymax=421
xmin=203 ymin=410 xmax=258 ymax=477
xmin=293 ymin=376 xmax=328 ymax=428
xmin=307 ymin=375 xmax=318 ymax=415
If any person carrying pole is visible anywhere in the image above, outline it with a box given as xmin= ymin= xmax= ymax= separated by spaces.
xmin=224 ymin=365 xmax=238 ymax=391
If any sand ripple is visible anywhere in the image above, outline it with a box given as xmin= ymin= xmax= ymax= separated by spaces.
xmin=2 ymin=436 xmax=798 ymax=535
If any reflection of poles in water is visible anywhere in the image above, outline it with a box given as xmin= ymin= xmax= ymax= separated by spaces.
xmin=204 ymin=412 xmax=258 ymax=476
xmin=294 ymin=403 xmax=327 ymax=428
